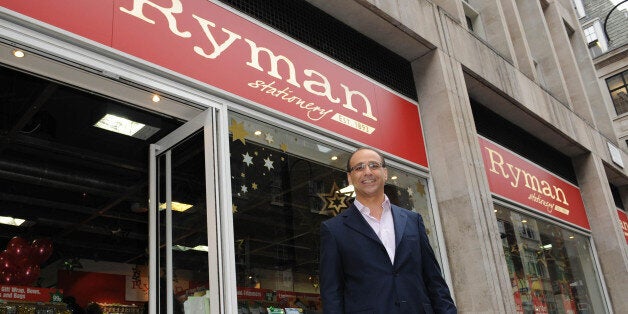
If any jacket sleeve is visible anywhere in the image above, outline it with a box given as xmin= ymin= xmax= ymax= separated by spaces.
xmin=319 ymin=221 xmax=344 ymax=314
xmin=417 ymin=214 xmax=458 ymax=314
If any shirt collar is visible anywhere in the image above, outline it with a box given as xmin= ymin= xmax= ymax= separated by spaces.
xmin=354 ymin=195 xmax=391 ymax=216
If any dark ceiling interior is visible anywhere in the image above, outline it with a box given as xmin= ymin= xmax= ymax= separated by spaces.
xmin=0 ymin=63 xmax=184 ymax=274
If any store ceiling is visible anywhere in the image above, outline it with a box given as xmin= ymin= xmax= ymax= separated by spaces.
xmin=0 ymin=63 xmax=184 ymax=270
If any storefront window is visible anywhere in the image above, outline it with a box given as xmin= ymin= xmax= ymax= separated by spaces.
xmin=228 ymin=112 xmax=439 ymax=312
xmin=495 ymin=204 xmax=606 ymax=313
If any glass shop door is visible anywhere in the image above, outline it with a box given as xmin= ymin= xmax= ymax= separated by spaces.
xmin=148 ymin=109 xmax=221 ymax=314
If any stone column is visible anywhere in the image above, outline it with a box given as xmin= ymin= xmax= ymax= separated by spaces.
xmin=573 ymin=153 xmax=628 ymax=312
xmin=412 ymin=49 xmax=514 ymax=313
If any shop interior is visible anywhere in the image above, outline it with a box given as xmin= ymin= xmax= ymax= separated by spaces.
xmin=0 ymin=57 xmax=184 ymax=313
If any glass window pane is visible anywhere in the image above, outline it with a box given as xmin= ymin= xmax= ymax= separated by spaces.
xmin=158 ymin=131 xmax=210 ymax=314
xmin=611 ymin=87 xmax=628 ymax=115
xmin=584 ymin=26 xmax=597 ymax=43
xmin=606 ymin=73 xmax=625 ymax=91
xmin=228 ymin=112 xmax=440 ymax=312
xmin=495 ymin=204 xmax=606 ymax=314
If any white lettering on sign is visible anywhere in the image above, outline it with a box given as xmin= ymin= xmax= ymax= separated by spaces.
xmin=119 ymin=0 xmax=379 ymax=126
xmin=248 ymin=80 xmax=333 ymax=121
xmin=485 ymin=147 xmax=569 ymax=206
xmin=331 ymin=113 xmax=375 ymax=134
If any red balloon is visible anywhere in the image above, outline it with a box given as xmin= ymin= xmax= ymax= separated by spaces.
xmin=7 ymin=237 xmax=31 ymax=260
xmin=30 ymin=238 xmax=53 ymax=264
xmin=0 ymin=251 xmax=17 ymax=272
xmin=19 ymin=263 xmax=40 ymax=285
xmin=0 ymin=270 xmax=16 ymax=285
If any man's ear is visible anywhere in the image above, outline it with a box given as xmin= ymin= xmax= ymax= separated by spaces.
xmin=347 ymin=173 xmax=352 ymax=185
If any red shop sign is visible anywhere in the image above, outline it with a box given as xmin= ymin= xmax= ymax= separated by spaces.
xmin=478 ymin=136 xmax=590 ymax=230
xmin=1 ymin=0 xmax=427 ymax=167
xmin=0 ymin=285 xmax=63 ymax=303
xmin=618 ymin=209 xmax=628 ymax=244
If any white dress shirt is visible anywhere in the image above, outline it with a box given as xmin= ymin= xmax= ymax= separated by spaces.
xmin=354 ymin=196 xmax=395 ymax=263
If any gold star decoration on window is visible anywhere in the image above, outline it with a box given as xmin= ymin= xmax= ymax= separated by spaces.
xmin=229 ymin=118 xmax=249 ymax=144
xmin=318 ymin=182 xmax=349 ymax=217
xmin=416 ymin=182 xmax=426 ymax=196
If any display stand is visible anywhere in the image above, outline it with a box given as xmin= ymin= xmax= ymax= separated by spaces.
xmin=98 ymin=303 xmax=144 ymax=314
xmin=0 ymin=300 xmax=69 ymax=313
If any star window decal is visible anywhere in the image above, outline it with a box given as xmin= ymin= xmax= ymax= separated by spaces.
xmin=318 ymin=182 xmax=349 ymax=216
xmin=265 ymin=133 xmax=274 ymax=144
xmin=228 ymin=119 xmax=249 ymax=144
xmin=242 ymin=152 xmax=253 ymax=166
xmin=263 ymin=157 xmax=274 ymax=171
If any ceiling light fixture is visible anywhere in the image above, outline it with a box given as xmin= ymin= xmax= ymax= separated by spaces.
xmin=95 ymin=114 xmax=145 ymax=136
xmin=152 ymin=94 xmax=161 ymax=103
xmin=173 ymin=244 xmax=208 ymax=252
xmin=339 ymin=185 xmax=356 ymax=197
xmin=254 ymin=130 xmax=262 ymax=136
xmin=331 ymin=156 xmax=338 ymax=161
xmin=94 ymin=113 xmax=160 ymax=140
xmin=391 ymin=176 xmax=398 ymax=180
xmin=316 ymin=144 xmax=331 ymax=153
xmin=159 ymin=201 xmax=193 ymax=212
xmin=0 ymin=215 xmax=26 ymax=226
xmin=12 ymin=49 xmax=24 ymax=58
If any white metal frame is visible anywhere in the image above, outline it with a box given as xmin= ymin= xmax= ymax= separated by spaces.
xmin=150 ymin=109 xmax=228 ymax=314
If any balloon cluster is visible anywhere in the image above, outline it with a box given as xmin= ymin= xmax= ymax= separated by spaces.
xmin=0 ymin=237 xmax=53 ymax=286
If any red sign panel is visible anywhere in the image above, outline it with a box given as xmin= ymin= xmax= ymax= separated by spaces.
xmin=479 ymin=137 xmax=590 ymax=230
xmin=1 ymin=0 xmax=427 ymax=167
xmin=0 ymin=285 xmax=62 ymax=302
xmin=618 ymin=209 xmax=628 ymax=244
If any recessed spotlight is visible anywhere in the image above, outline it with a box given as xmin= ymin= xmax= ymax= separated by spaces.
xmin=12 ymin=49 xmax=25 ymax=58
xmin=152 ymin=94 xmax=161 ymax=103
xmin=391 ymin=176 xmax=398 ymax=180
xmin=331 ymin=156 xmax=338 ymax=161
xmin=254 ymin=130 xmax=262 ymax=136
xmin=569 ymin=235 xmax=575 ymax=239
xmin=521 ymin=220 xmax=527 ymax=223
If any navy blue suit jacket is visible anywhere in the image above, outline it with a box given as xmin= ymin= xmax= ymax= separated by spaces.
xmin=319 ymin=203 xmax=457 ymax=314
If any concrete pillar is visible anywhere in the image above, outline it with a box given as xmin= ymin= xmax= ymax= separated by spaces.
xmin=467 ymin=0 xmax=517 ymax=66
xmin=543 ymin=2 xmax=597 ymax=127
xmin=501 ymin=0 xmax=537 ymax=80
xmin=515 ymin=0 xmax=570 ymax=105
xmin=573 ymin=153 xmax=628 ymax=312
xmin=413 ymin=50 xmax=514 ymax=313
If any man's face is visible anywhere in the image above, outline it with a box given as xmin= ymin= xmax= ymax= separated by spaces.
xmin=347 ymin=149 xmax=387 ymax=200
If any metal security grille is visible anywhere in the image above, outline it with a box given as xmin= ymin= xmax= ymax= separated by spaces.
xmin=218 ymin=0 xmax=417 ymax=100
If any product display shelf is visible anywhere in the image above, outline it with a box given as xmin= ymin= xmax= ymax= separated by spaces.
xmin=98 ymin=303 xmax=144 ymax=314
xmin=0 ymin=301 xmax=69 ymax=314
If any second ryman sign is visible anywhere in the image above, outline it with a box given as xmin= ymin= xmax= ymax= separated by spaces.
xmin=479 ymin=136 xmax=590 ymax=230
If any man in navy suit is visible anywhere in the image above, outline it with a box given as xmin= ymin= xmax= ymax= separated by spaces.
xmin=319 ymin=147 xmax=457 ymax=313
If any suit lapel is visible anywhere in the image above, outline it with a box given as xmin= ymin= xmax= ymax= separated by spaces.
xmin=342 ymin=205 xmax=382 ymax=245
xmin=392 ymin=205 xmax=407 ymax=249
